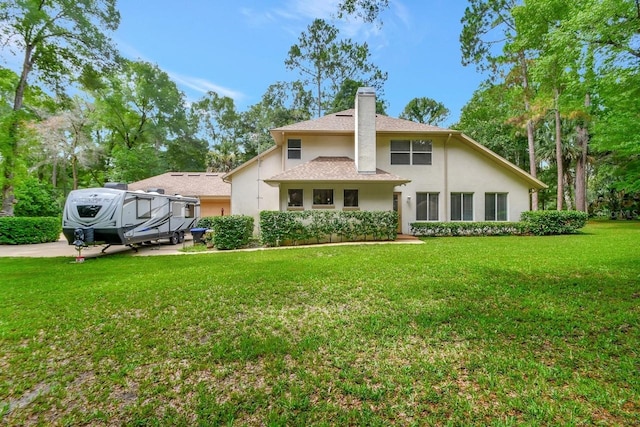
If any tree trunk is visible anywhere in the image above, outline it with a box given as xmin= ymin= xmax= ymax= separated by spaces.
xmin=575 ymin=93 xmax=590 ymax=212
xmin=527 ymin=119 xmax=538 ymax=210
xmin=2 ymin=44 xmax=34 ymax=216
xmin=71 ymin=155 xmax=79 ymax=190
xmin=520 ymin=53 xmax=538 ymax=210
xmin=554 ymin=89 xmax=563 ymax=211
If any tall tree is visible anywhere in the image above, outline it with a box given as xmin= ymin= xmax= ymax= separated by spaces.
xmin=400 ymin=97 xmax=450 ymax=126
xmin=456 ymin=81 xmax=529 ymax=168
xmin=0 ymin=0 xmax=119 ymax=215
xmin=328 ymin=78 xmax=387 ymax=114
xmin=461 ymin=0 xmax=541 ymax=209
xmin=87 ymin=60 xmax=188 ymax=182
xmin=240 ymin=81 xmax=313 ymax=159
xmin=285 ymin=18 xmax=387 ymax=117
xmin=336 ymin=0 xmax=389 ymax=23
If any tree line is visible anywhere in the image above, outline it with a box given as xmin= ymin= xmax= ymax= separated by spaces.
xmin=2 ymin=0 xmax=637 ymax=217
xmin=455 ymin=0 xmax=640 ymax=214
xmin=0 ymin=0 xmax=447 ymax=216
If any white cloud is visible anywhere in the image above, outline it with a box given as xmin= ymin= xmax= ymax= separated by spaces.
xmin=115 ymin=36 xmax=245 ymax=102
xmin=168 ymin=71 xmax=244 ymax=101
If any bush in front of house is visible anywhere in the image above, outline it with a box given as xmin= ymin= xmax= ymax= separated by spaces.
xmin=0 ymin=217 xmax=61 ymax=244
xmin=196 ymin=216 xmax=216 ymax=229
xmin=410 ymin=210 xmax=589 ymax=238
xmin=207 ymin=215 xmax=254 ymax=250
xmin=259 ymin=210 xmax=398 ymax=247
xmin=410 ymin=221 xmax=528 ymax=237
xmin=520 ymin=210 xmax=588 ymax=235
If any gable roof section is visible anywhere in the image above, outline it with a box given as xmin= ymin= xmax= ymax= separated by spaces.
xmin=270 ymin=109 xmax=450 ymax=144
xmin=230 ymin=109 xmax=546 ymax=190
xmin=128 ymin=172 xmax=231 ymax=197
xmin=458 ymin=135 xmax=547 ymax=190
xmin=263 ymin=156 xmax=411 ymax=185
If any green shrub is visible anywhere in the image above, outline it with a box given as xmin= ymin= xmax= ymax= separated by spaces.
xmin=14 ymin=177 xmax=62 ymax=217
xmin=208 ymin=215 xmax=254 ymax=250
xmin=520 ymin=210 xmax=589 ymax=235
xmin=410 ymin=221 xmax=528 ymax=237
xmin=196 ymin=216 xmax=216 ymax=229
xmin=260 ymin=210 xmax=398 ymax=247
xmin=0 ymin=217 xmax=61 ymax=244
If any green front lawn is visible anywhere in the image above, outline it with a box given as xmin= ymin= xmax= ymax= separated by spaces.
xmin=1 ymin=221 xmax=638 ymax=425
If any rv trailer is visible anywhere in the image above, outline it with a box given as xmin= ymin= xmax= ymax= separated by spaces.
xmin=62 ymin=187 xmax=200 ymax=250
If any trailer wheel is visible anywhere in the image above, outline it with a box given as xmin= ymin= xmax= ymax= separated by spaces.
xmin=169 ymin=232 xmax=179 ymax=245
xmin=178 ymin=231 xmax=185 ymax=243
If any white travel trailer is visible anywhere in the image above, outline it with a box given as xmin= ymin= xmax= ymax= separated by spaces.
xmin=62 ymin=186 xmax=200 ymax=250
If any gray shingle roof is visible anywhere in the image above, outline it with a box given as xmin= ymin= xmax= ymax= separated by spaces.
xmin=264 ymin=157 xmax=411 ymax=184
xmin=128 ymin=172 xmax=230 ymax=197
xmin=270 ymin=109 xmax=451 ymax=134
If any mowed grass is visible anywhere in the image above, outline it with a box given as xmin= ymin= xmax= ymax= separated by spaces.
xmin=0 ymin=222 xmax=638 ymax=426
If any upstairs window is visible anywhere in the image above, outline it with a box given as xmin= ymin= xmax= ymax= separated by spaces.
xmin=390 ymin=140 xmax=432 ymax=165
xmin=287 ymin=139 xmax=301 ymax=159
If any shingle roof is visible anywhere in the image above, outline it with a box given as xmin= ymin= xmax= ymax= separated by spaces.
xmin=263 ymin=157 xmax=411 ymax=185
xmin=270 ymin=109 xmax=450 ymax=136
xmin=128 ymin=172 xmax=231 ymax=197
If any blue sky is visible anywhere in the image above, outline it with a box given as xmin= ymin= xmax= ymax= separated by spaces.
xmin=114 ymin=0 xmax=484 ymax=125
xmin=0 ymin=1 xmax=488 ymax=126
xmin=114 ymin=0 xmax=488 ymax=126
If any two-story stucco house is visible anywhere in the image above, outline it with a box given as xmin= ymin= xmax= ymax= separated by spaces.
xmin=223 ymin=88 xmax=546 ymax=234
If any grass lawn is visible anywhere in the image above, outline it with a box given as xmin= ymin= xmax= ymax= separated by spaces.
xmin=1 ymin=221 xmax=638 ymax=426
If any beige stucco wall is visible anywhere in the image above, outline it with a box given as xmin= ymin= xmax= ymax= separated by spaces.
xmin=378 ymin=134 xmax=533 ymax=233
xmin=230 ymin=132 xmax=536 ymax=235
xmin=278 ymin=183 xmax=394 ymax=212
xmin=200 ymin=197 xmax=231 ymax=217
xmin=283 ymin=133 xmax=354 ymax=169
xmin=229 ymin=147 xmax=282 ymax=229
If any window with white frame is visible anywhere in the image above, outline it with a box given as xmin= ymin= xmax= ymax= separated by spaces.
xmin=390 ymin=140 xmax=432 ymax=165
xmin=451 ymin=193 xmax=473 ymax=221
xmin=287 ymin=139 xmax=301 ymax=159
xmin=485 ymin=193 xmax=508 ymax=221
xmin=136 ymin=198 xmax=152 ymax=219
xmin=416 ymin=192 xmax=439 ymax=221
xmin=313 ymin=189 xmax=334 ymax=206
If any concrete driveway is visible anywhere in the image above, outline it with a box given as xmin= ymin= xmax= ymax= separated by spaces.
xmin=0 ymin=235 xmax=193 ymax=258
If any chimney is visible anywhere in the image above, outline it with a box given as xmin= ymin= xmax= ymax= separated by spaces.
xmin=355 ymin=87 xmax=376 ymax=174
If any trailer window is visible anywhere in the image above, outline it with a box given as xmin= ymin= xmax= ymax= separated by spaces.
xmin=137 ymin=198 xmax=152 ymax=219
xmin=185 ymin=203 xmax=195 ymax=218
xmin=77 ymin=205 xmax=102 ymax=218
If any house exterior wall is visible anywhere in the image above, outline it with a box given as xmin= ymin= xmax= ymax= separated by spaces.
xmin=278 ymin=183 xmax=394 ymax=212
xmin=377 ymin=135 xmax=532 ymax=232
xmin=199 ymin=197 xmax=231 ymax=217
xmin=284 ymin=134 xmax=353 ymax=169
xmin=229 ymin=147 xmax=282 ymax=228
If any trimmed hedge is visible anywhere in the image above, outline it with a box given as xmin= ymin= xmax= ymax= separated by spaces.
xmin=204 ymin=215 xmax=254 ymax=250
xmin=410 ymin=221 xmax=527 ymax=237
xmin=196 ymin=216 xmax=216 ymax=229
xmin=0 ymin=217 xmax=62 ymax=244
xmin=260 ymin=210 xmax=398 ymax=247
xmin=520 ymin=210 xmax=588 ymax=235
xmin=410 ymin=210 xmax=589 ymax=238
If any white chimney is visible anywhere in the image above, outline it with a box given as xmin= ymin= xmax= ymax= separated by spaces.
xmin=355 ymin=87 xmax=376 ymax=174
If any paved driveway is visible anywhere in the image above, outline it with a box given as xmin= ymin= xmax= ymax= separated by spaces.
xmin=0 ymin=235 xmax=193 ymax=258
